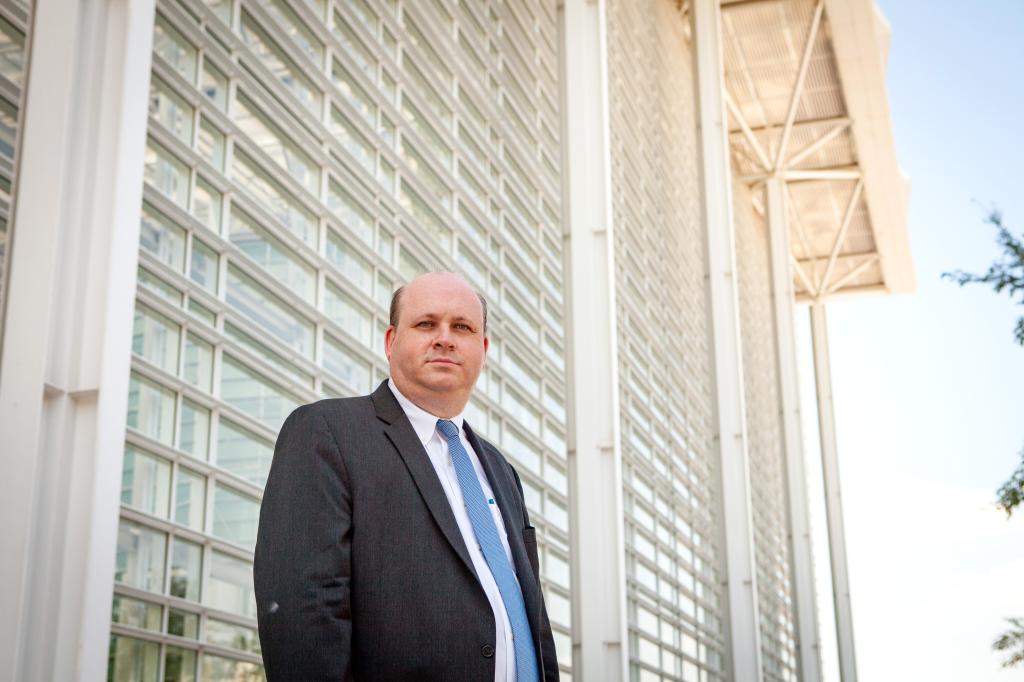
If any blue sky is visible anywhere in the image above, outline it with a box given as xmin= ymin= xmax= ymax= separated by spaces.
xmin=797 ymin=1 xmax=1024 ymax=679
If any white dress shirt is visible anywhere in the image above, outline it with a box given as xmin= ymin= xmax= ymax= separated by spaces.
xmin=388 ymin=380 xmax=518 ymax=682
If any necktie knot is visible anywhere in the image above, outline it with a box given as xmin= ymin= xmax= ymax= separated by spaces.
xmin=436 ymin=419 xmax=459 ymax=439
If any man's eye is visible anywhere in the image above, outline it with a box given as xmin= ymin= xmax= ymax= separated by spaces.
xmin=455 ymin=323 xmax=470 ymax=331
xmin=416 ymin=321 xmax=433 ymax=328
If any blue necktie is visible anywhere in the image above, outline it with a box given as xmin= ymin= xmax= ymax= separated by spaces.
xmin=436 ymin=419 xmax=539 ymax=682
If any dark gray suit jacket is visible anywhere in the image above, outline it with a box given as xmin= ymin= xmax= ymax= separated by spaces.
xmin=254 ymin=380 xmax=559 ymax=681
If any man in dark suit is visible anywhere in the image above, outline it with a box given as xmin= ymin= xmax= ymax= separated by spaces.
xmin=254 ymin=271 xmax=559 ymax=681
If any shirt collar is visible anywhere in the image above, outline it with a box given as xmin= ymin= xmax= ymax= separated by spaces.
xmin=388 ymin=378 xmax=465 ymax=446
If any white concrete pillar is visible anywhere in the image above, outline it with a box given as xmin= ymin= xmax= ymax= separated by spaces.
xmin=766 ymin=178 xmax=823 ymax=682
xmin=560 ymin=1 xmax=628 ymax=680
xmin=0 ymin=0 xmax=156 ymax=679
xmin=692 ymin=1 xmax=763 ymax=679
xmin=809 ymin=303 xmax=858 ymax=682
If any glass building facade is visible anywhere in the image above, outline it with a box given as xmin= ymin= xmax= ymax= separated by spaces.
xmin=0 ymin=0 xmax=910 ymax=680
xmin=0 ymin=0 xmax=28 ymax=363
xmin=112 ymin=0 xmax=571 ymax=679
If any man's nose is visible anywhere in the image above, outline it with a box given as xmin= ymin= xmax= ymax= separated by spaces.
xmin=433 ymin=324 xmax=456 ymax=347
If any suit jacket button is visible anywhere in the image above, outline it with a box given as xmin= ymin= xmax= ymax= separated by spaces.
xmin=481 ymin=644 xmax=495 ymax=658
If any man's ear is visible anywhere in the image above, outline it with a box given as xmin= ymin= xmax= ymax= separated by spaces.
xmin=483 ymin=335 xmax=489 ymax=354
xmin=384 ymin=325 xmax=396 ymax=360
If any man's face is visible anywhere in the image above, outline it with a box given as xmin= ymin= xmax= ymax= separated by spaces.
xmin=385 ymin=273 xmax=488 ymax=411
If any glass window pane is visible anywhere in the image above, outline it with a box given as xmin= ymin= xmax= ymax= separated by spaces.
xmin=0 ymin=16 xmax=26 ymax=87
xmin=120 ymin=445 xmax=171 ymax=518
xmin=206 ymin=618 xmax=262 ymax=655
xmin=189 ymin=238 xmax=219 ymax=294
xmin=230 ymin=149 xmax=317 ymax=248
xmin=140 ymin=204 xmax=186 ymax=272
xmin=197 ymin=118 xmax=225 ymax=172
xmin=114 ymin=519 xmax=166 ymax=593
xmin=169 ymin=537 xmax=202 ymax=602
xmin=212 ymin=484 xmax=259 ymax=551
xmin=186 ymin=298 xmax=216 ymax=327
xmin=200 ymin=59 xmax=228 ymax=112
xmin=229 ymin=208 xmax=315 ymax=304
xmin=192 ymin=177 xmax=222 ymax=233
xmin=167 ymin=609 xmax=199 ymax=639
xmin=126 ymin=373 xmax=176 ymax=445
xmin=174 ymin=468 xmax=205 ymax=531
xmin=226 ymin=265 xmax=314 ymax=359
xmin=323 ymin=281 xmax=371 ymax=345
xmin=216 ymin=419 xmax=274 ymax=488
xmin=323 ymin=334 xmax=371 ymax=393
xmin=326 ymin=229 xmax=373 ymax=295
xmin=262 ymin=0 xmax=323 ymax=64
xmin=132 ymin=303 xmax=180 ymax=374
xmin=201 ymin=654 xmax=265 ymax=682
xmin=153 ymin=15 xmax=197 ymax=83
xmin=207 ymin=550 xmax=256 ymax=619
xmin=111 ymin=595 xmax=162 ymax=632
xmin=138 ymin=267 xmax=183 ymax=307
xmin=179 ymin=399 xmax=209 ymax=459
xmin=223 ymin=322 xmax=313 ymax=389
xmin=144 ymin=140 xmax=190 ymax=208
xmin=163 ymin=645 xmax=197 ymax=682
xmin=233 ymin=92 xmax=319 ymax=196
xmin=326 ymin=180 xmax=373 ymax=245
xmin=240 ymin=12 xmax=320 ymax=116
xmin=149 ymin=76 xmax=194 ymax=145
xmin=107 ymin=635 xmax=159 ymax=682
xmin=183 ymin=333 xmax=213 ymax=393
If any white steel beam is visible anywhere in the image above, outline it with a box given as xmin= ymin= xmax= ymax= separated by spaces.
xmin=775 ymin=0 xmax=825 ymax=169
xmin=0 ymin=0 xmax=155 ymax=680
xmin=785 ymin=120 xmax=853 ymax=169
xmin=809 ymin=304 xmax=859 ymax=682
xmin=693 ymin=1 xmax=763 ymax=680
xmin=726 ymin=93 xmax=772 ymax=171
xmin=560 ymin=2 xmax=628 ymax=681
xmin=819 ymin=179 xmax=865 ymax=295
xmin=766 ymin=178 xmax=823 ymax=682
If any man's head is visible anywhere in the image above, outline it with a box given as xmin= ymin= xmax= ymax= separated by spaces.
xmin=385 ymin=272 xmax=488 ymax=418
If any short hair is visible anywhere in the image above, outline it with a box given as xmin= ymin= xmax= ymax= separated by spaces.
xmin=389 ymin=277 xmax=488 ymax=334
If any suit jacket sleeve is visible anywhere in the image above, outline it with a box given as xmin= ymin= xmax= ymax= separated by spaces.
xmin=511 ymin=465 xmax=561 ymax=682
xmin=254 ymin=403 xmax=352 ymax=681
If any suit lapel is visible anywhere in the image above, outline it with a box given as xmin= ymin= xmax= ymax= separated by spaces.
xmin=371 ymin=381 xmax=479 ymax=582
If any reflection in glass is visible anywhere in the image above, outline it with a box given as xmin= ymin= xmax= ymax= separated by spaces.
xmin=217 ymin=419 xmax=274 ymax=487
xmin=220 ymin=353 xmax=299 ymax=432
xmin=179 ymin=400 xmax=210 ymax=459
xmin=229 ymin=208 xmax=315 ymax=303
xmin=132 ymin=303 xmax=180 ymax=374
xmin=167 ymin=609 xmax=199 ymax=639
xmin=202 ymin=654 xmax=265 ymax=682
xmin=107 ymin=635 xmax=159 ymax=682
xmin=213 ymin=484 xmax=259 ymax=551
xmin=139 ymin=204 xmax=186 ymax=273
xmin=207 ymin=550 xmax=256 ymax=619
xmin=144 ymin=140 xmax=189 ymax=208
xmin=183 ymin=334 xmax=213 ymax=393
xmin=126 ymin=373 xmax=176 ymax=445
xmin=174 ymin=468 xmax=205 ymax=531
xmin=323 ymin=281 xmax=371 ymax=344
xmin=169 ymin=538 xmax=202 ymax=602
xmin=120 ymin=445 xmax=171 ymax=518
xmin=163 ymin=645 xmax=197 ymax=682
xmin=114 ymin=520 xmax=166 ymax=593
xmin=323 ymin=334 xmax=370 ymax=393
xmin=226 ymin=265 xmax=313 ymax=358
xmin=111 ymin=595 xmax=162 ymax=632
xmin=206 ymin=618 xmax=262 ymax=654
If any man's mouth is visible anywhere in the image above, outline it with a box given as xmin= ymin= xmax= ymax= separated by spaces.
xmin=427 ymin=358 xmax=459 ymax=365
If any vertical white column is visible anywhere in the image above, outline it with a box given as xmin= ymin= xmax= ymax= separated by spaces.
xmin=692 ymin=1 xmax=763 ymax=680
xmin=809 ymin=303 xmax=859 ymax=682
xmin=560 ymin=1 xmax=628 ymax=680
xmin=766 ymin=178 xmax=823 ymax=682
xmin=0 ymin=0 xmax=155 ymax=680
